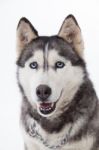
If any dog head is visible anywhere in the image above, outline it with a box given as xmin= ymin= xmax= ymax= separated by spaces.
xmin=16 ymin=15 xmax=86 ymax=117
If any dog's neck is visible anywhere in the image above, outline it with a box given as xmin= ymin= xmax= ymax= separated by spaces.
xmin=27 ymin=120 xmax=71 ymax=149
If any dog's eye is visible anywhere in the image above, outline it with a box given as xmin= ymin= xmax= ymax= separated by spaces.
xmin=55 ymin=61 xmax=65 ymax=69
xmin=29 ymin=62 xmax=38 ymax=69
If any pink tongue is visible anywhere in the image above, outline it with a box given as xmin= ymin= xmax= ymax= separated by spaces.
xmin=40 ymin=103 xmax=52 ymax=108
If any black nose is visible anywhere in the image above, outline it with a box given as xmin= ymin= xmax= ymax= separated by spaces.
xmin=36 ymin=84 xmax=51 ymax=101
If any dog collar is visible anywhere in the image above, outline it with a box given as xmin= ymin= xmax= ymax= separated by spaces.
xmin=28 ymin=122 xmax=71 ymax=149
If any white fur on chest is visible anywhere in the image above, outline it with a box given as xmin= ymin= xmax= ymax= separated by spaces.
xmin=63 ymin=136 xmax=94 ymax=150
xmin=21 ymin=118 xmax=94 ymax=150
xmin=23 ymin=132 xmax=94 ymax=150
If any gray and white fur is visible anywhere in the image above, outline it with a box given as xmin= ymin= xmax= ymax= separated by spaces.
xmin=16 ymin=15 xmax=99 ymax=150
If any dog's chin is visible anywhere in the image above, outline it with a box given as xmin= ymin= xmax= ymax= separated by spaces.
xmin=37 ymin=102 xmax=56 ymax=117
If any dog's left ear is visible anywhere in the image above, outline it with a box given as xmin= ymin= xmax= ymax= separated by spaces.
xmin=17 ymin=17 xmax=38 ymax=57
xmin=58 ymin=15 xmax=84 ymax=57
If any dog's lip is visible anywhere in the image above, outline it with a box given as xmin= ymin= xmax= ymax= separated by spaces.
xmin=39 ymin=102 xmax=56 ymax=115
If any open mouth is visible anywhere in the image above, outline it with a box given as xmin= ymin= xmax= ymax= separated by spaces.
xmin=38 ymin=90 xmax=63 ymax=116
xmin=39 ymin=102 xmax=56 ymax=115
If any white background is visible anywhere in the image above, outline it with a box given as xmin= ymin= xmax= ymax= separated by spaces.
xmin=0 ymin=0 xmax=99 ymax=150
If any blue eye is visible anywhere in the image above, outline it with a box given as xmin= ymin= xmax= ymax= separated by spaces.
xmin=55 ymin=61 xmax=65 ymax=69
xmin=29 ymin=62 xmax=38 ymax=69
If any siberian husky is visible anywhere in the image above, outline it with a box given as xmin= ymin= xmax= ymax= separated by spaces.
xmin=16 ymin=15 xmax=99 ymax=150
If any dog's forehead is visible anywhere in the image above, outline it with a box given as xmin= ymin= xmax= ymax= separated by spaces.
xmin=17 ymin=36 xmax=84 ymax=67
xmin=25 ymin=36 xmax=73 ymax=54
xmin=31 ymin=48 xmax=66 ymax=63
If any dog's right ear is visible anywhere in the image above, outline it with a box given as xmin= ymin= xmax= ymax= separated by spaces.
xmin=16 ymin=17 xmax=38 ymax=57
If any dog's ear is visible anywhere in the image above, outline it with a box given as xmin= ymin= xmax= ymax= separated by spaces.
xmin=17 ymin=17 xmax=38 ymax=57
xmin=58 ymin=15 xmax=84 ymax=57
